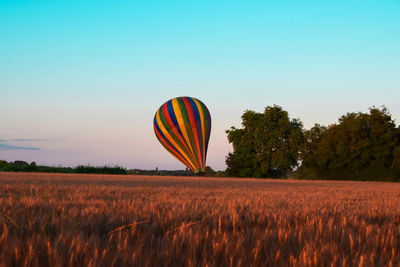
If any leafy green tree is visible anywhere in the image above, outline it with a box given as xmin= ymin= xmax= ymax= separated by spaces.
xmin=296 ymin=107 xmax=400 ymax=180
xmin=226 ymin=105 xmax=304 ymax=178
xmin=296 ymin=124 xmax=328 ymax=178
xmin=0 ymin=160 xmax=8 ymax=169
xmin=13 ymin=160 xmax=29 ymax=167
xmin=204 ymin=166 xmax=217 ymax=176
xmin=26 ymin=161 xmax=38 ymax=172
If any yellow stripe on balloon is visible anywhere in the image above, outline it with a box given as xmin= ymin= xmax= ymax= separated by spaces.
xmin=156 ymin=110 xmax=197 ymax=171
xmin=171 ymin=98 xmax=199 ymax=169
xmin=193 ymin=98 xmax=206 ymax=164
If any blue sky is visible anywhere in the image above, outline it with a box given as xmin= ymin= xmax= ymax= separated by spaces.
xmin=1 ymin=0 xmax=399 ymax=170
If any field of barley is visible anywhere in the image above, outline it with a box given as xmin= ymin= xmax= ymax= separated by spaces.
xmin=0 ymin=172 xmax=399 ymax=266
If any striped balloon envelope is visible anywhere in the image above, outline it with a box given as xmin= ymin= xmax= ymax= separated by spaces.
xmin=153 ymin=96 xmax=211 ymax=174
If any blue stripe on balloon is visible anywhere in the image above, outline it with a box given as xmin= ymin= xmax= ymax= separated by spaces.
xmin=205 ymin=107 xmax=211 ymax=159
xmin=166 ymin=100 xmax=184 ymax=137
xmin=188 ymin=98 xmax=201 ymax=122
xmin=153 ymin=113 xmax=158 ymax=128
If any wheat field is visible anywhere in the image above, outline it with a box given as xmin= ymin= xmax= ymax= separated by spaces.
xmin=0 ymin=172 xmax=399 ymax=266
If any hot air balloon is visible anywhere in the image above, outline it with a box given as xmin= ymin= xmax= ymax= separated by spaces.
xmin=153 ymin=96 xmax=211 ymax=174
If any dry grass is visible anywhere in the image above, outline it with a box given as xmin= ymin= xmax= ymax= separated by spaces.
xmin=0 ymin=172 xmax=399 ymax=266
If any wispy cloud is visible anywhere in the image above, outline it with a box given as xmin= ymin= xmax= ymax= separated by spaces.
xmin=12 ymin=138 xmax=49 ymax=142
xmin=0 ymin=144 xmax=40 ymax=151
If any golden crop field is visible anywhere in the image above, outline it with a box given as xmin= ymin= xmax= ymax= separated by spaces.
xmin=0 ymin=172 xmax=399 ymax=266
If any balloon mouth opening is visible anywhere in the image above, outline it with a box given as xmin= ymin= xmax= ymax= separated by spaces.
xmin=193 ymin=169 xmax=205 ymax=175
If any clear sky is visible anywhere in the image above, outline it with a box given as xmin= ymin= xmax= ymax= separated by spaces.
xmin=1 ymin=0 xmax=399 ymax=171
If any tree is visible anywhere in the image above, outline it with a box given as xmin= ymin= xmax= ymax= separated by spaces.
xmin=13 ymin=160 xmax=29 ymax=167
xmin=296 ymin=107 xmax=400 ymax=180
xmin=296 ymin=124 xmax=328 ymax=178
xmin=205 ymin=166 xmax=217 ymax=177
xmin=226 ymin=105 xmax=304 ymax=178
xmin=26 ymin=161 xmax=38 ymax=171
xmin=0 ymin=160 xmax=8 ymax=168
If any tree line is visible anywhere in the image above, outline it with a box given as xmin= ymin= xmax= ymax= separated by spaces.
xmin=0 ymin=160 xmax=219 ymax=176
xmin=225 ymin=105 xmax=400 ymax=181
xmin=0 ymin=160 xmax=127 ymax=174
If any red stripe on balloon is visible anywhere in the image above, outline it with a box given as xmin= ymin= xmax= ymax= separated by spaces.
xmin=154 ymin=124 xmax=195 ymax=172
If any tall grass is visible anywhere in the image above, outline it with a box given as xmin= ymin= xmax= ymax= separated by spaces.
xmin=0 ymin=172 xmax=399 ymax=266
